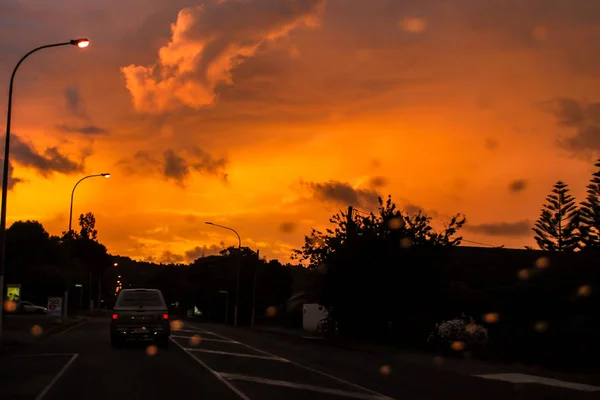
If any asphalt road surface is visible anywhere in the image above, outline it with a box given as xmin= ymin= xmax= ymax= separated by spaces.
xmin=0 ymin=317 xmax=598 ymax=399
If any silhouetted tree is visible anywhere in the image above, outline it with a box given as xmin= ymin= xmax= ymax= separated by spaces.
xmin=580 ymin=159 xmax=600 ymax=250
xmin=533 ymin=181 xmax=580 ymax=252
xmin=78 ymin=212 xmax=98 ymax=241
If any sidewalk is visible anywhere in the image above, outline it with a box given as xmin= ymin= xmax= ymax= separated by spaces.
xmin=249 ymin=325 xmax=600 ymax=387
xmin=0 ymin=314 xmax=87 ymax=356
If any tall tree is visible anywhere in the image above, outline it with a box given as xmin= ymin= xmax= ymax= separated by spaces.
xmin=533 ymin=181 xmax=580 ymax=252
xmin=79 ymin=212 xmax=98 ymax=241
xmin=579 ymin=159 xmax=600 ymax=250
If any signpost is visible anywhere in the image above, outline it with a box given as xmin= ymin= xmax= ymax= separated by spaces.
xmin=47 ymin=297 xmax=62 ymax=318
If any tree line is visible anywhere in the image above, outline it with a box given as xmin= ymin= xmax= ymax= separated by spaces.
xmin=291 ymin=159 xmax=600 ymax=369
xmin=533 ymin=159 xmax=600 ymax=252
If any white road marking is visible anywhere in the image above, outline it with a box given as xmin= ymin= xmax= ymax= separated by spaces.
xmin=170 ymin=337 xmax=250 ymax=400
xmin=186 ymin=348 xmax=288 ymax=361
xmin=476 ymin=373 xmax=600 ymax=392
xmin=189 ymin=324 xmax=393 ymax=400
xmin=219 ymin=372 xmax=390 ymax=399
xmin=171 ymin=335 xmax=238 ymax=343
xmin=34 ymin=353 xmax=79 ymax=400
xmin=13 ymin=353 xmax=76 ymax=358
xmin=177 ymin=328 xmax=219 ymax=335
xmin=52 ymin=319 xmax=89 ymax=337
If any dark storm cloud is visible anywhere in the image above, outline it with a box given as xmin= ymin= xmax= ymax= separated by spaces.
xmin=8 ymin=135 xmax=84 ymax=176
xmin=117 ymin=147 xmax=228 ymax=187
xmin=302 ymin=179 xmax=379 ymax=209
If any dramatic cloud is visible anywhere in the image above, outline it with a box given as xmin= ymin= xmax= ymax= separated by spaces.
xmin=540 ymin=97 xmax=600 ymax=154
xmin=117 ymin=147 xmax=228 ymax=186
xmin=55 ymin=124 xmax=108 ymax=135
xmin=184 ymin=244 xmax=224 ymax=261
xmin=0 ymin=159 xmax=24 ymax=191
xmin=302 ymin=179 xmax=379 ymax=209
xmin=368 ymin=176 xmax=387 ymax=188
xmin=404 ymin=204 xmax=440 ymax=218
xmin=508 ymin=179 xmax=527 ymax=193
xmin=59 ymin=86 xmax=108 ymax=135
xmin=121 ymin=0 xmax=327 ymax=113
xmin=9 ymin=135 xmax=84 ymax=176
xmin=465 ymin=220 xmax=532 ymax=237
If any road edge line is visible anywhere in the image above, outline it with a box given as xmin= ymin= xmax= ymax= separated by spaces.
xmin=34 ymin=353 xmax=79 ymax=400
xmin=50 ymin=319 xmax=89 ymax=338
xmin=170 ymin=336 xmax=251 ymax=400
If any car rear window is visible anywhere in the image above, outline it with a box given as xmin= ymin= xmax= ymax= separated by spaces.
xmin=116 ymin=291 xmax=164 ymax=307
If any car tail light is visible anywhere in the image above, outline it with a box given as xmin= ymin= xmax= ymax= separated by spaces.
xmin=112 ymin=313 xmax=118 ymax=320
xmin=162 ymin=313 xmax=169 ymax=320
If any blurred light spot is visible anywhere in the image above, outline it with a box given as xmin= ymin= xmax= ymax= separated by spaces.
xmin=266 ymin=306 xmax=278 ymax=317
xmin=577 ymin=285 xmax=592 ymax=297
xmin=399 ymin=17 xmax=427 ymax=33
xmin=531 ymin=25 xmax=548 ymax=41
xmin=451 ymin=341 xmax=465 ymax=351
xmin=379 ymin=364 xmax=391 ymax=375
xmin=535 ymin=257 xmax=550 ymax=269
xmin=465 ymin=323 xmax=477 ymax=334
xmin=518 ymin=269 xmax=529 ymax=280
xmin=483 ymin=312 xmax=499 ymax=324
xmin=400 ymin=237 xmax=413 ymax=249
xmin=534 ymin=321 xmax=548 ymax=333
xmin=288 ymin=45 xmax=300 ymax=58
xmin=388 ymin=217 xmax=404 ymax=230
xmin=146 ymin=345 xmax=158 ymax=356
xmin=170 ymin=320 xmax=184 ymax=331
xmin=280 ymin=222 xmax=296 ymax=233
xmin=3 ymin=300 xmax=16 ymax=312
xmin=189 ymin=335 xmax=202 ymax=346
xmin=433 ymin=356 xmax=444 ymax=366
xmin=31 ymin=325 xmax=43 ymax=336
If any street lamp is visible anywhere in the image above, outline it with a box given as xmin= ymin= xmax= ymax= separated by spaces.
xmin=67 ymin=173 xmax=110 ymax=315
xmin=0 ymin=38 xmax=90 ymax=339
xmin=205 ymin=222 xmax=242 ymax=327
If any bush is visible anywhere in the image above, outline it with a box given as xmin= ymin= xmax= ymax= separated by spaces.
xmin=427 ymin=313 xmax=488 ymax=355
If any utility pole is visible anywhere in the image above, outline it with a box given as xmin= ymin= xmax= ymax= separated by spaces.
xmin=251 ymin=249 xmax=258 ymax=326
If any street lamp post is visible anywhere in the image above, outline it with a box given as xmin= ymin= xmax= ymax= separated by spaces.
xmin=0 ymin=38 xmax=90 ymax=339
xmin=219 ymin=290 xmax=229 ymax=325
xmin=205 ymin=222 xmax=242 ymax=327
xmin=67 ymin=173 xmax=110 ymax=316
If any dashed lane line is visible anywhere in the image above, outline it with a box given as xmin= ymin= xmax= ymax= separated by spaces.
xmin=170 ymin=337 xmax=251 ymax=400
xmin=476 ymin=373 xmax=600 ymax=392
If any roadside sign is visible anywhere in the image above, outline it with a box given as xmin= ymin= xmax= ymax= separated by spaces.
xmin=6 ymin=284 xmax=21 ymax=301
xmin=47 ymin=297 xmax=62 ymax=317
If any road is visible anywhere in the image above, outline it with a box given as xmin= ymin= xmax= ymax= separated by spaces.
xmin=0 ymin=317 xmax=598 ymax=399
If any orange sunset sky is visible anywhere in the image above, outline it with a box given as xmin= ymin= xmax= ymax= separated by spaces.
xmin=1 ymin=0 xmax=600 ymax=264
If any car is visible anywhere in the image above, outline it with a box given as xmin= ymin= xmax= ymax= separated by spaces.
xmin=17 ymin=301 xmax=47 ymax=314
xmin=110 ymin=288 xmax=171 ymax=348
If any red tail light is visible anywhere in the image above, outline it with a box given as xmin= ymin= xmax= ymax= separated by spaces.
xmin=112 ymin=313 xmax=118 ymax=320
xmin=162 ymin=313 xmax=169 ymax=320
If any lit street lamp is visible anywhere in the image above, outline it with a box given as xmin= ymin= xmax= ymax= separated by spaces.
xmin=0 ymin=38 xmax=90 ymax=339
xmin=67 ymin=173 xmax=110 ymax=315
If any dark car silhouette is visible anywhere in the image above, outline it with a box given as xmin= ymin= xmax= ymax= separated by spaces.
xmin=110 ymin=288 xmax=171 ymax=348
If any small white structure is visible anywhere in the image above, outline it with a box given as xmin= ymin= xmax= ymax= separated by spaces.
xmin=302 ymin=303 xmax=328 ymax=332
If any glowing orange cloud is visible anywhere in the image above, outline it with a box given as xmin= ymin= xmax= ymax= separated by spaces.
xmin=121 ymin=0 xmax=327 ymax=113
